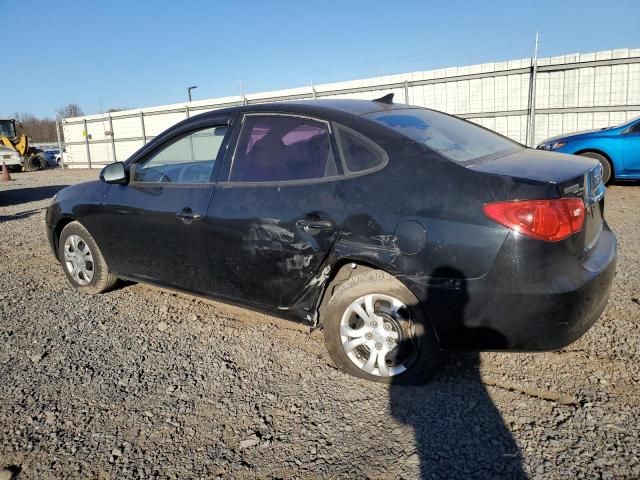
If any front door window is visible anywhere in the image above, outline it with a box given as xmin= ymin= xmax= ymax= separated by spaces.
xmin=133 ymin=126 xmax=228 ymax=183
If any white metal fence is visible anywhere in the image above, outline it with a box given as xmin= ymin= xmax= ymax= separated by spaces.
xmin=60 ymin=48 xmax=640 ymax=169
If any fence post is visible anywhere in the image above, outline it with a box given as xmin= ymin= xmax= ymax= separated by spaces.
xmin=526 ymin=32 xmax=539 ymax=147
xmin=140 ymin=112 xmax=147 ymax=144
xmin=404 ymin=80 xmax=409 ymax=104
xmin=83 ymin=119 xmax=92 ymax=169
xmin=108 ymin=114 xmax=116 ymax=163
xmin=55 ymin=118 xmax=64 ymax=168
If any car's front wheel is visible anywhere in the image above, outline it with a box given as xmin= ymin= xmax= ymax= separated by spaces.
xmin=323 ymin=270 xmax=440 ymax=384
xmin=58 ymin=221 xmax=117 ymax=294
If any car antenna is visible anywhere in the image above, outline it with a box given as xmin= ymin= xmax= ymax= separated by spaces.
xmin=372 ymin=93 xmax=394 ymax=104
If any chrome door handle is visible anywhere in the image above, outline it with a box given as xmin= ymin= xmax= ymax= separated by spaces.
xmin=176 ymin=210 xmax=201 ymax=224
xmin=296 ymin=219 xmax=333 ymax=231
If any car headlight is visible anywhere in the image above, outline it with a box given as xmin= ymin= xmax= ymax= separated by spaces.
xmin=536 ymin=141 xmax=567 ymax=151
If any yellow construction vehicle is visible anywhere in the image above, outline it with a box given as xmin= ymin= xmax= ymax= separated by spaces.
xmin=0 ymin=118 xmax=47 ymax=171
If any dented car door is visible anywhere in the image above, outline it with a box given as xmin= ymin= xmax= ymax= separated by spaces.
xmin=204 ymin=113 xmax=345 ymax=309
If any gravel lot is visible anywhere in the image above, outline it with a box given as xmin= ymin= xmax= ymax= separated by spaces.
xmin=1 ymin=168 xmax=639 ymax=479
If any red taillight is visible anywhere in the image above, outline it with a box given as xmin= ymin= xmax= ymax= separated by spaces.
xmin=483 ymin=198 xmax=585 ymax=242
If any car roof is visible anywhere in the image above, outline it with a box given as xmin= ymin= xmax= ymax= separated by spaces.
xmin=193 ymin=98 xmax=418 ymax=121
xmin=286 ymin=98 xmax=416 ymax=116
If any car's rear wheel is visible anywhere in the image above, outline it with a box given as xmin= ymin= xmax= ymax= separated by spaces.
xmin=323 ymin=270 xmax=439 ymax=384
xmin=579 ymin=151 xmax=613 ymax=185
xmin=58 ymin=221 xmax=117 ymax=294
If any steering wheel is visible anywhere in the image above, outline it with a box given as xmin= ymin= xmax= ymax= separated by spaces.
xmin=177 ymin=164 xmax=206 ymax=183
xmin=135 ymin=165 xmax=170 ymax=183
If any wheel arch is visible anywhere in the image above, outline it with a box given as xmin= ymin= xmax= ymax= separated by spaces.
xmin=574 ymin=148 xmax=615 ymax=178
xmin=53 ymin=216 xmax=78 ymax=258
xmin=316 ymin=259 xmax=380 ymax=326
xmin=315 ymin=257 xmax=438 ymax=340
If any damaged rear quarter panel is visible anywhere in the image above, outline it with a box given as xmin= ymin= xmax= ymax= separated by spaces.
xmin=332 ymin=133 xmax=512 ymax=295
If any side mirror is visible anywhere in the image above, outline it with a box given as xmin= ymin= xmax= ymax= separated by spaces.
xmin=100 ymin=162 xmax=128 ymax=184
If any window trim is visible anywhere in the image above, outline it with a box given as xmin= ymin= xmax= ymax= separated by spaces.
xmin=224 ymin=112 xmax=343 ymax=187
xmin=128 ymin=121 xmax=231 ymax=187
xmin=627 ymin=121 xmax=640 ymax=134
xmin=332 ymin=123 xmax=389 ymax=177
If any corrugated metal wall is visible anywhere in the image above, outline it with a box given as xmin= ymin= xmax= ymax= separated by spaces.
xmin=61 ymin=48 xmax=640 ymax=168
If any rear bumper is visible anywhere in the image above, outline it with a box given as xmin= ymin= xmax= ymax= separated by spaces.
xmin=414 ymin=225 xmax=617 ymax=351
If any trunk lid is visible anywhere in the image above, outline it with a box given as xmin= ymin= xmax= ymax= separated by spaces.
xmin=469 ymin=148 xmax=605 ymax=252
xmin=467 ymin=148 xmax=597 ymax=183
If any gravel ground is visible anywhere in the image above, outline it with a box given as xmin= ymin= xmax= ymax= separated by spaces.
xmin=0 ymin=168 xmax=638 ymax=479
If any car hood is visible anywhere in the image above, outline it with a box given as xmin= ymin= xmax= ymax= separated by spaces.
xmin=539 ymin=126 xmax=621 ymax=145
xmin=0 ymin=145 xmax=19 ymax=155
xmin=467 ymin=148 xmax=597 ymax=184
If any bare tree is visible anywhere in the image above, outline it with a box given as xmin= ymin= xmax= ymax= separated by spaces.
xmin=56 ymin=104 xmax=84 ymax=119
xmin=14 ymin=113 xmax=58 ymax=142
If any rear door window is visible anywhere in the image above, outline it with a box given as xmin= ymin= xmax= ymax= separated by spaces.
xmin=230 ymin=115 xmax=337 ymax=182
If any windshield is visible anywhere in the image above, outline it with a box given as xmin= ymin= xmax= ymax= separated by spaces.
xmin=0 ymin=120 xmax=15 ymax=138
xmin=365 ymin=108 xmax=520 ymax=163
xmin=612 ymin=115 xmax=640 ymax=129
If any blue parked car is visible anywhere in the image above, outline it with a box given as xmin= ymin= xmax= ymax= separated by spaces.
xmin=537 ymin=116 xmax=640 ymax=184
xmin=43 ymin=149 xmax=62 ymax=167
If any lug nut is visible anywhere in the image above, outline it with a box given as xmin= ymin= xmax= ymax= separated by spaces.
xmin=386 ymin=337 xmax=395 ymax=345
xmin=365 ymin=332 xmax=373 ymax=340
xmin=375 ymin=342 xmax=383 ymax=350
xmin=370 ymin=321 xmax=378 ymax=328
xmin=383 ymin=323 xmax=391 ymax=331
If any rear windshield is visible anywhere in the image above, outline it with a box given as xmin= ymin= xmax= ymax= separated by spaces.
xmin=365 ymin=108 xmax=520 ymax=163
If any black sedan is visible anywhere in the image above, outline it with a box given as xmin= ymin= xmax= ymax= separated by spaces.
xmin=46 ymin=96 xmax=617 ymax=384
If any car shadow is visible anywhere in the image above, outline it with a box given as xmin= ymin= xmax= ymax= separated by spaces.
xmin=0 ymin=208 xmax=45 ymax=223
xmin=611 ymin=179 xmax=640 ymax=187
xmin=0 ymin=185 xmax=69 ymax=207
xmin=389 ymin=267 xmax=525 ymax=479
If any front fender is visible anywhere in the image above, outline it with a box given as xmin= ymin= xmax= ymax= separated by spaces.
xmin=46 ymin=181 xmax=110 ymax=260
xmin=561 ymin=138 xmax=623 ymax=171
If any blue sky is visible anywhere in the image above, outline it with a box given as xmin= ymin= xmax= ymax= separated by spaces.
xmin=4 ymin=0 xmax=639 ymax=118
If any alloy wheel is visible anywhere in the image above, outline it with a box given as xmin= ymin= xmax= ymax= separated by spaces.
xmin=339 ymin=293 xmax=418 ymax=377
xmin=64 ymin=235 xmax=95 ymax=286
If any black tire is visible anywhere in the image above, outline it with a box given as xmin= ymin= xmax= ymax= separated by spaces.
xmin=323 ymin=270 xmax=440 ymax=384
xmin=25 ymin=154 xmax=45 ymax=171
xmin=579 ymin=151 xmax=613 ymax=185
xmin=58 ymin=221 xmax=118 ymax=294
